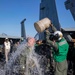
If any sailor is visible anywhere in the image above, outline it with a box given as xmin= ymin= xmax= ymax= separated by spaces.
xmin=4 ymin=38 xmax=11 ymax=63
xmin=45 ymin=24 xmax=69 ymax=75
xmin=71 ymin=39 xmax=75 ymax=75
xmin=19 ymin=37 xmax=35 ymax=75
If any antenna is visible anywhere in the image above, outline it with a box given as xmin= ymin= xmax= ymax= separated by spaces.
xmin=20 ymin=18 xmax=26 ymax=39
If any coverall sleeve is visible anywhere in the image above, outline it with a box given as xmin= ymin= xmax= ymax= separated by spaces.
xmin=45 ymin=31 xmax=58 ymax=51
xmin=51 ymin=24 xmax=57 ymax=32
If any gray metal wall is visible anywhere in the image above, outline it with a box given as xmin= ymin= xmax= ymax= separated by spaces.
xmin=39 ymin=0 xmax=60 ymax=40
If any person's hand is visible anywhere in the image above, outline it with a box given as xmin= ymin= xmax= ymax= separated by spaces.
xmin=38 ymin=40 xmax=42 ymax=45
xmin=49 ymin=23 xmax=53 ymax=27
xmin=45 ymin=28 xmax=50 ymax=33
xmin=71 ymin=39 xmax=75 ymax=42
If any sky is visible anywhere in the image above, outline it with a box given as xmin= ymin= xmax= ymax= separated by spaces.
xmin=0 ymin=0 xmax=75 ymax=37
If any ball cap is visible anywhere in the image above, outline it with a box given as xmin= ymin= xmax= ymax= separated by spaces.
xmin=5 ymin=37 xmax=8 ymax=40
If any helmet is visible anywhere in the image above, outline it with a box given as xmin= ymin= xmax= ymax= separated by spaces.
xmin=54 ymin=31 xmax=63 ymax=40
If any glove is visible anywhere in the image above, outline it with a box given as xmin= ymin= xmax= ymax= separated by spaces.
xmin=45 ymin=28 xmax=50 ymax=33
xmin=50 ymin=23 xmax=53 ymax=27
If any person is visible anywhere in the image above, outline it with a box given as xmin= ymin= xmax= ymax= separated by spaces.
xmin=19 ymin=37 xmax=35 ymax=75
xmin=45 ymin=24 xmax=69 ymax=75
xmin=35 ymin=40 xmax=44 ymax=55
xmin=12 ymin=41 xmax=20 ymax=52
xmin=71 ymin=38 xmax=75 ymax=75
xmin=4 ymin=38 xmax=11 ymax=63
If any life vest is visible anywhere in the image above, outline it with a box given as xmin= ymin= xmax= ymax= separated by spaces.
xmin=4 ymin=41 xmax=10 ymax=50
xmin=53 ymin=38 xmax=69 ymax=62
